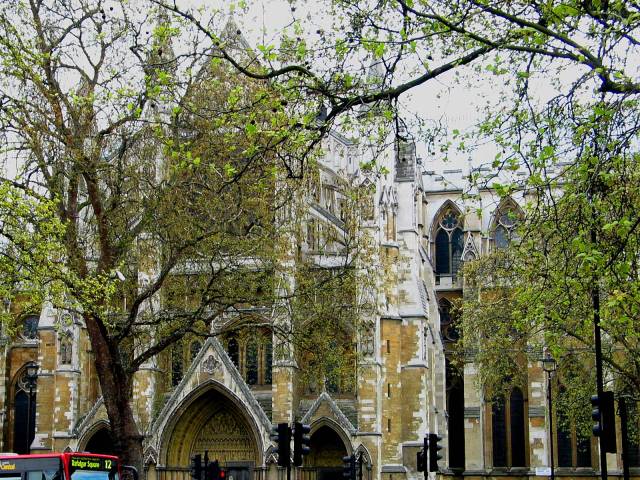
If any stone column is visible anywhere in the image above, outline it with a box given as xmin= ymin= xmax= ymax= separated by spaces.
xmin=51 ymin=316 xmax=81 ymax=451
xmin=528 ymin=361 xmax=547 ymax=469
xmin=463 ymin=363 xmax=484 ymax=472
xmin=32 ymin=306 xmax=57 ymax=452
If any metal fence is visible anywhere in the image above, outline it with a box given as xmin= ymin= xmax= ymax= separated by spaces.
xmin=155 ymin=466 xmax=270 ymax=480
xmin=153 ymin=465 xmax=372 ymax=480
xmin=155 ymin=467 xmax=191 ymax=480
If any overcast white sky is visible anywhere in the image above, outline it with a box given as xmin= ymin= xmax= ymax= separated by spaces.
xmin=223 ymin=0 xmax=501 ymax=171
xmin=0 ymin=0 xmax=536 ymax=179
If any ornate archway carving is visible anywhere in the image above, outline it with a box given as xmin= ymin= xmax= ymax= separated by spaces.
xmin=191 ymin=407 xmax=256 ymax=462
xmin=158 ymin=381 xmax=262 ymax=468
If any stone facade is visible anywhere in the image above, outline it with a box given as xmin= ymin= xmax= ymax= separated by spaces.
xmin=1 ymin=130 xmax=639 ymax=480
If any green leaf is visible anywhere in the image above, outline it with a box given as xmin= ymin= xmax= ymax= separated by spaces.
xmin=245 ymin=123 xmax=257 ymax=135
xmin=224 ymin=163 xmax=237 ymax=177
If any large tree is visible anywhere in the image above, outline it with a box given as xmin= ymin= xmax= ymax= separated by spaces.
xmin=460 ymin=90 xmax=640 ymax=428
xmin=0 ymin=0 xmax=324 ymax=471
xmin=0 ymin=0 xmax=384 ymax=470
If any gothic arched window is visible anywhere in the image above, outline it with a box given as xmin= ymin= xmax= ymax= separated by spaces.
xmin=245 ymin=337 xmax=259 ymax=385
xmin=12 ymin=365 xmax=38 ymax=454
xmin=510 ymin=387 xmax=526 ymax=467
xmin=492 ymin=201 xmax=521 ymax=250
xmin=22 ymin=315 xmax=39 ymax=340
xmin=491 ymin=386 xmax=528 ymax=468
xmin=190 ymin=340 xmax=202 ymax=363
xmin=13 ymin=390 xmax=30 ymax=453
xmin=446 ymin=360 xmax=465 ymax=470
xmin=226 ymin=331 xmax=273 ymax=386
xmin=325 ymin=340 xmax=340 ymax=394
xmin=171 ymin=340 xmax=183 ymax=387
xmin=556 ymin=386 xmax=592 ymax=467
xmin=434 ymin=209 xmax=464 ymax=278
xmin=439 ymin=298 xmax=460 ymax=343
xmin=492 ymin=395 xmax=508 ymax=467
xmin=227 ymin=336 xmax=239 ymax=367
xmin=264 ymin=337 xmax=273 ymax=385
xmin=557 ymin=406 xmax=573 ymax=468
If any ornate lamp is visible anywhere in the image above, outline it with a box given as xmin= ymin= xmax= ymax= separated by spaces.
xmin=24 ymin=362 xmax=39 ymax=453
xmin=542 ymin=353 xmax=557 ymax=374
xmin=26 ymin=363 xmax=39 ymax=385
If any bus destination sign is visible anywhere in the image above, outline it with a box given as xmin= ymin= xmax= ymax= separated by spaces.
xmin=70 ymin=457 xmax=115 ymax=472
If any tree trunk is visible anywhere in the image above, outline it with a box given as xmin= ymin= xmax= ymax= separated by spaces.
xmin=84 ymin=313 xmax=144 ymax=477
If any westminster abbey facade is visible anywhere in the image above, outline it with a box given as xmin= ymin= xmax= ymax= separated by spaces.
xmin=3 ymin=124 xmax=640 ymax=480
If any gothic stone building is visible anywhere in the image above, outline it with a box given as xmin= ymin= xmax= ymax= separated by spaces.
xmin=2 ymin=132 xmax=639 ymax=480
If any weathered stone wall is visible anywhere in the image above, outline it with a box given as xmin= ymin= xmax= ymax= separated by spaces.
xmin=381 ymin=317 xmax=403 ymax=465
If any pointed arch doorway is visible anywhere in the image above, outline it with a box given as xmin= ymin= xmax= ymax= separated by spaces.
xmin=84 ymin=426 xmax=116 ymax=455
xmin=305 ymin=424 xmax=350 ymax=480
xmin=159 ymin=383 xmax=262 ymax=479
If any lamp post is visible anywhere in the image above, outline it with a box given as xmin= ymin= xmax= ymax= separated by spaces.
xmin=24 ymin=363 xmax=39 ymax=453
xmin=542 ymin=353 xmax=557 ymax=480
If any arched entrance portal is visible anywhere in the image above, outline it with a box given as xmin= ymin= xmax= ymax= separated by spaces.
xmin=84 ymin=427 xmax=115 ymax=455
xmin=306 ymin=425 xmax=349 ymax=480
xmin=162 ymin=383 xmax=260 ymax=475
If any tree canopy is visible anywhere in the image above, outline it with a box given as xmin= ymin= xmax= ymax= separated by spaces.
xmin=461 ymin=91 xmax=640 ymax=431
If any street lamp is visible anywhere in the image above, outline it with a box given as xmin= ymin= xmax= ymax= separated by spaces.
xmin=542 ymin=353 xmax=557 ymax=480
xmin=24 ymin=363 xmax=39 ymax=453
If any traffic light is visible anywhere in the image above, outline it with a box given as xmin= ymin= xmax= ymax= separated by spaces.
xmin=206 ymin=460 xmax=225 ymax=480
xmin=271 ymin=422 xmax=291 ymax=468
xmin=591 ymin=391 xmax=617 ymax=453
xmin=342 ymin=454 xmax=356 ymax=480
xmin=592 ymin=393 xmax=603 ymax=436
xmin=293 ymin=422 xmax=311 ymax=466
xmin=190 ymin=454 xmax=202 ymax=480
xmin=428 ymin=433 xmax=443 ymax=472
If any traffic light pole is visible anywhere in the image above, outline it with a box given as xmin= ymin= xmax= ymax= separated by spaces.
xmin=547 ymin=373 xmax=555 ymax=480
xmin=619 ymin=397 xmax=630 ymax=480
xmin=591 ymin=255 xmax=607 ymax=480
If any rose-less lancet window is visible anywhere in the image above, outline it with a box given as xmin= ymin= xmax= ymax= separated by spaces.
xmin=434 ymin=209 xmax=464 ymax=281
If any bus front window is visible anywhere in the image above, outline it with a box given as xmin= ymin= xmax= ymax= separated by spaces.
xmin=70 ymin=471 xmax=118 ymax=480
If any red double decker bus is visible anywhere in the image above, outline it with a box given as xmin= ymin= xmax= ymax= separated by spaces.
xmin=0 ymin=452 xmax=137 ymax=480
